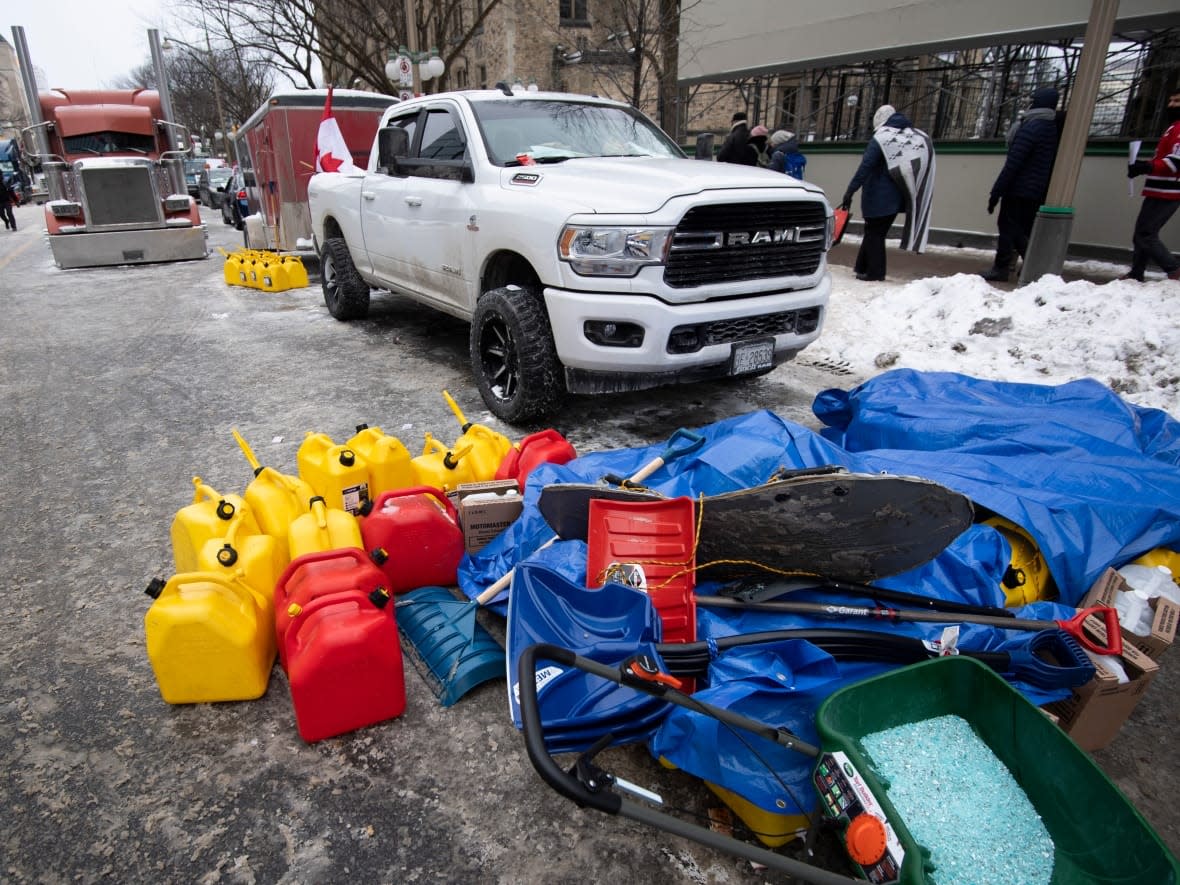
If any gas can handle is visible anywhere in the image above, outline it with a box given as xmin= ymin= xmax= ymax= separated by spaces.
xmin=370 ymin=485 xmax=459 ymax=521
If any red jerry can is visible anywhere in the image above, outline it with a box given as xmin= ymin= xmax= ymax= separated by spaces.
xmin=283 ymin=591 xmax=406 ymax=742
xmin=358 ymin=486 xmax=465 ymax=593
xmin=495 ymin=429 xmax=577 ymax=491
xmin=273 ymin=547 xmax=389 ymax=667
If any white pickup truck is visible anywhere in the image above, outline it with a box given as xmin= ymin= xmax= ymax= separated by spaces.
xmin=307 ymin=88 xmax=834 ymax=423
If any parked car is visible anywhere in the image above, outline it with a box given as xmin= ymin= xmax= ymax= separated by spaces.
xmin=183 ymin=158 xmax=208 ymax=197
xmin=220 ymin=168 xmax=254 ymax=230
xmin=198 ymin=167 xmax=234 ymax=208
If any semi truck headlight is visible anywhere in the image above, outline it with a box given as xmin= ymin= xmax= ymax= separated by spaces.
xmin=164 ymin=196 xmax=192 ymax=212
xmin=558 ymin=225 xmax=673 ymax=277
xmin=50 ymin=201 xmax=83 ymax=218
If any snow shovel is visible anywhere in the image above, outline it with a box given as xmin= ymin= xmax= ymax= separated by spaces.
xmin=396 ymin=427 xmax=704 ymax=707
xmin=694 ymin=596 xmax=1124 ymax=656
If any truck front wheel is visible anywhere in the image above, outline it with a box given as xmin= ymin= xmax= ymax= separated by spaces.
xmin=470 ymin=286 xmax=564 ymax=424
xmin=321 ymin=237 xmax=370 ymax=320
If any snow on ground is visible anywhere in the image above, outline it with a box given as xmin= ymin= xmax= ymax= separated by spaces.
xmin=811 ymin=241 xmax=1180 ymax=417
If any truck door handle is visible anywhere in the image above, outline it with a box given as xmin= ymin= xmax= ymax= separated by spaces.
xmin=404 ymin=196 xmax=423 ymax=207
xmin=362 ymin=192 xmax=376 ymax=201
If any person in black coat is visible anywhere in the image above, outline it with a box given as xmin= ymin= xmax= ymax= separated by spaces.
xmin=0 ymin=178 xmax=16 ymax=231
xmin=717 ymin=112 xmax=755 ymax=165
xmin=980 ymin=86 xmax=1061 ymax=282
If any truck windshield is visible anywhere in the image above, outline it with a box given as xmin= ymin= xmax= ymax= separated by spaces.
xmin=470 ymin=98 xmax=684 ymax=166
xmin=63 ymin=131 xmax=156 ymax=156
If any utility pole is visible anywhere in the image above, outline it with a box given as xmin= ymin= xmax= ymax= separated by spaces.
xmin=1019 ymin=0 xmax=1120 ymax=285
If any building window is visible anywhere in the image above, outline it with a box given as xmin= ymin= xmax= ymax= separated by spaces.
xmin=457 ymin=66 xmax=469 ymax=89
xmin=560 ymin=0 xmax=589 ymax=26
xmin=479 ymin=65 xmax=488 ymax=89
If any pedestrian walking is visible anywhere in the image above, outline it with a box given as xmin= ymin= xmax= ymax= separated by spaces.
xmin=0 ymin=178 xmax=16 ymax=231
xmin=840 ymin=104 xmax=936 ymax=281
xmin=717 ymin=112 xmax=755 ymax=165
xmin=980 ymin=86 xmax=1062 ymax=282
xmin=1124 ymin=87 xmax=1180 ymax=282
xmin=768 ymin=130 xmax=807 ymax=179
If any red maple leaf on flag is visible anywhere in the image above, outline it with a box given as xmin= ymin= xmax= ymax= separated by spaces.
xmin=313 ymin=85 xmax=356 ymax=175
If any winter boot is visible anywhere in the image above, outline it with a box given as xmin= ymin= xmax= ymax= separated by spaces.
xmin=979 ymin=264 xmax=1012 ymax=283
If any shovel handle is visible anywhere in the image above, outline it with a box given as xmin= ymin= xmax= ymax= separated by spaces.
xmin=628 ymin=428 xmax=705 ymax=484
xmin=1059 ymin=605 xmax=1124 ymax=657
xmin=479 ymin=536 xmax=558 ymax=605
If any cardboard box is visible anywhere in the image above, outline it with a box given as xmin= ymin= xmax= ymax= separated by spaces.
xmin=1081 ymin=567 xmax=1178 ymax=660
xmin=451 ymin=480 xmax=523 ymax=554
xmin=1044 ymin=615 xmax=1158 ymax=752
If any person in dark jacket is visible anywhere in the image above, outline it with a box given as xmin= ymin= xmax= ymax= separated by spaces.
xmin=980 ymin=86 xmax=1062 ymax=282
xmin=0 ymin=178 xmax=16 ymax=231
xmin=841 ymin=105 xmax=935 ymax=281
xmin=717 ymin=112 xmax=755 ymax=165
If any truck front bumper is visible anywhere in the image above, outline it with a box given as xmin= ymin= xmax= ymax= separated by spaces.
xmin=48 ymin=226 xmax=208 ymax=269
xmin=543 ymin=275 xmax=831 ymax=395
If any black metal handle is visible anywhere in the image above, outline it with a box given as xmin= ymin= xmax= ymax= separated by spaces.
xmin=518 ymin=643 xmax=623 ymax=815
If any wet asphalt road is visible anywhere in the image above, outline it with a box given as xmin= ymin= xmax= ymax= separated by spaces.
xmin=0 ymin=200 xmax=1175 ymax=883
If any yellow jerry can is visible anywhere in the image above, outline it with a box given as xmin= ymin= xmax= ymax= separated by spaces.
xmin=288 ymin=496 xmax=364 ymax=562
xmin=281 ymin=255 xmax=309 ymax=288
xmin=411 ymin=432 xmax=477 ymax=493
xmin=983 ymin=515 xmax=1056 ymax=606
xmin=219 ymin=248 xmax=243 ymax=287
xmin=442 ymin=390 xmax=513 ymax=482
xmin=256 ymin=254 xmax=283 ymax=292
xmin=297 ymin=431 xmax=371 ymax=514
xmin=231 ymin=429 xmax=314 ymax=549
xmin=347 ymin=424 xmax=417 ymax=497
xmin=195 ymin=517 xmax=285 ymax=611
xmin=144 ymin=571 xmax=275 ymax=704
xmin=170 ymin=476 xmax=260 ymax=574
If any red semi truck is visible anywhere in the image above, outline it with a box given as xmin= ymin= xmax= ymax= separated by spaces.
xmin=234 ymin=89 xmax=397 ymax=253
xmin=12 ymin=28 xmax=205 ymax=269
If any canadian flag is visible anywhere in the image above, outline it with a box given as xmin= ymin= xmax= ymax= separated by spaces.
xmin=314 ymin=85 xmax=356 ymax=174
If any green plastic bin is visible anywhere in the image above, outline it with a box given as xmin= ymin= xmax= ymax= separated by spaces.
xmin=814 ymin=656 xmax=1178 ymax=884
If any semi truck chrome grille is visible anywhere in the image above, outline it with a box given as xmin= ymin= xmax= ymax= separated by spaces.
xmin=81 ymin=167 xmax=160 ymax=227
xmin=664 ymin=201 xmax=827 ymax=287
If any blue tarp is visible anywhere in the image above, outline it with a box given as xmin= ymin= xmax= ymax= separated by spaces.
xmin=814 ymin=369 xmax=1180 ymax=604
xmin=461 ymin=371 xmax=1180 ymax=819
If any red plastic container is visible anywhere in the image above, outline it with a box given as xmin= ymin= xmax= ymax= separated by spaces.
xmin=283 ymin=592 xmax=406 ymax=742
xmin=585 ymin=497 xmax=697 ymax=645
xmin=358 ymin=486 xmax=465 ymax=593
xmin=495 ymin=429 xmax=577 ymax=491
xmin=273 ymin=547 xmax=389 ymax=667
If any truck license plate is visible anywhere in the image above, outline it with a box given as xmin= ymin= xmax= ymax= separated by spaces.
xmin=730 ymin=339 xmax=774 ymax=375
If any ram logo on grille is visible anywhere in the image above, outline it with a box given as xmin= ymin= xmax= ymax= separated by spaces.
xmin=727 ymin=228 xmax=798 ymax=247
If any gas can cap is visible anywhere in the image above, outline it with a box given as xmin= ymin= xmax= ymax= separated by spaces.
xmin=339 ymin=449 xmax=356 ymax=467
xmin=845 ymin=813 xmax=887 ymax=866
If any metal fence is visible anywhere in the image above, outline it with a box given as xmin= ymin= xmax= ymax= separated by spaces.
xmin=684 ymin=29 xmax=1180 ymax=143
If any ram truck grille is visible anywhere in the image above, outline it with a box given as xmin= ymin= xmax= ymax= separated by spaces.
xmin=664 ymin=201 xmax=827 ymax=287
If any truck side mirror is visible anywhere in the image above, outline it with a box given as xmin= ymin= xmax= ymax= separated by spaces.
xmin=378 ymin=127 xmax=410 ymax=174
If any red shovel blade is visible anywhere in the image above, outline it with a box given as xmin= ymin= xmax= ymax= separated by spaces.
xmin=831 ymin=208 xmax=850 ymax=246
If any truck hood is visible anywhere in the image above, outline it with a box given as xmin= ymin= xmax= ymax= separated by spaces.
xmin=499 ymin=157 xmax=826 ymax=214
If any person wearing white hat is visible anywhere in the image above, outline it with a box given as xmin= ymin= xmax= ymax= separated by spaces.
xmin=768 ymin=130 xmax=806 ymax=180
xmin=840 ymin=104 xmax=936 ymax=280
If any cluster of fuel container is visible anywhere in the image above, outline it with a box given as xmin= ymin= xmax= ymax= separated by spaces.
xmin=219 ymin=248 xmax=310 ymax=292
xmin=143 ymin=392 xmax=575 ymax=741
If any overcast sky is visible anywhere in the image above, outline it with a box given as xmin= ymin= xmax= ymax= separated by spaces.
xmin=10 ymin=1 xmax=170 ymax=89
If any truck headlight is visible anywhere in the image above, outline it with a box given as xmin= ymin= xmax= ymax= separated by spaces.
xmin=50 ymin=201 xmax=83 ymax=218
xmin=558 ymin=225 xmax=673 ymax=277
xmin=825 ymin=213 xmax=835 ymax=251
xmin=164 ymin=196 xmax=192 ymax=212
